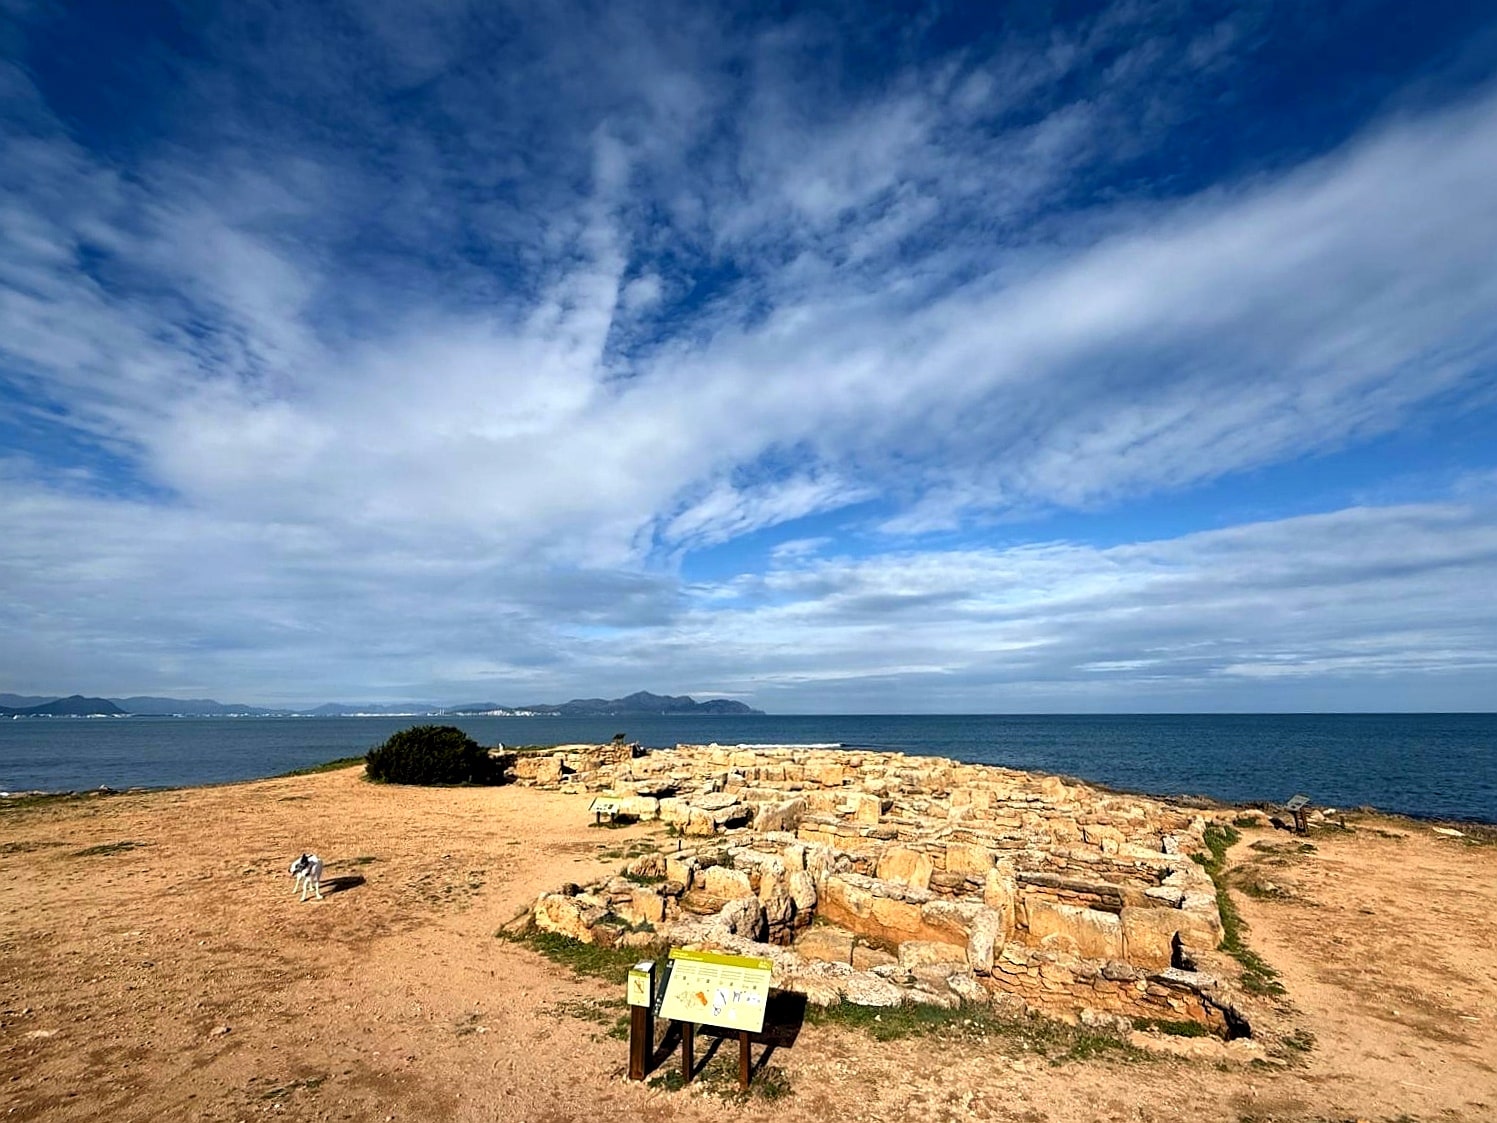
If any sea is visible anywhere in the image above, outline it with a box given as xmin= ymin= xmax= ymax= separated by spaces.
xmin=2 ymin=713 xmax=1494 ymax=824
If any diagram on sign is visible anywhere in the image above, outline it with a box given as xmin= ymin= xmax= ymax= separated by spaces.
xmin=656 ymin=948 xmax=773 ymax=1033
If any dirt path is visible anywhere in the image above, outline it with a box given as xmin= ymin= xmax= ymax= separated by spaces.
xmin=3 ymin=768 xmax=1495 ymax=1122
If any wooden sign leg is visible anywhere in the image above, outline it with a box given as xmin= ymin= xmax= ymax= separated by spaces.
xmin=680 ymin=1021 xmax=694 ymax=1084
xmin=628 ymin=1003 xmax=651 ymax=1081
xmin=738 ymin=1029 xmax=751 ymax=1090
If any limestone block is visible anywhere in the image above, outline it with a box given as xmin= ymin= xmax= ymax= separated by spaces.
xmin=719 ymin=897 xmax=766 ymax=941
xmin=920 ymin=900 xmax=982 ymax=944
xmin=627 ymin=888 xmax=667 ymax=926
xmin=754 ymin=797 xmax=807 ymax=833
xmin=1025 ymin=898 xmax=1126 ymax=961
xmin=664 ymin=854 xmax=696 ymax=886
xmin=847 ymin=792 xmax=883 ymax=824
xmin=1120 ymin=907 xmax=1180 ymax=969
xmin=794 ymin=926 xmax=855 ymax=965
xmin=684 ymin=809 xmax=718 ymax=836
xmin=966 ymin=907 xmax=1005 ymax=976
xmin=806 ymin=761 xmax=849 ymax=787
xmin=511 ymin=754 xmax=563 ymax=784
xmin=758 ymin=871 xmax=795 ymax=927
xmin=876 ymin=847 xmax=934 ymax=891
xmin=615 ymin=795 xmax=659 ymax=820
xmin=983 ymin=867 xmax=1018 ymax=937
xmin=701 ymin=866 xmax=755 ymax=901
xmin=898 ymin=940 xmax=966 ymax=970
xmin=533 ymin=894 xmax=608 ymax=943
xmin=787 ymin=869 xmax=818 ymax=913
xmin=625 ymin=853 xmax=665 ymax=879
xmin=869 ymin=895 xmax=925 ymax=941
xmin=851 ymin=944 xmax=897 ymax=972
xmin=693 ymin=791 xmax=741 ymax=811
xmin=945 ymin=842 xmax=994 ymax=876
xmin=947 ymin=971 xmax=988 ymax=1004
xmin=657 ymin=798 xmax=690 ymax=825
xmin=819 ymin=874 xmax=875 ymax=925
xmin=838 ymin=970 xmax=904 ymax=1007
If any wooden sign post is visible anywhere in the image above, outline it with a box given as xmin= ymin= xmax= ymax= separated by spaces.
xmin=653 ymin=947 xmax=773 ymax=1090
xmin=626 ymin=960 xmax=655 ymax=1081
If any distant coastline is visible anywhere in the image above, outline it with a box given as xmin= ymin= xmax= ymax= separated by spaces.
xmin=0 ymin=689 xmax=763 ymax=719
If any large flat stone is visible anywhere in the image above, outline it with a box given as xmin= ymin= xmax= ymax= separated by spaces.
xmin=1024 ymin=897 xmax=1126 ymax=960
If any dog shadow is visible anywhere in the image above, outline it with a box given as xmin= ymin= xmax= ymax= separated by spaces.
xmin=321 ymin=874 xmax=365 ymax=896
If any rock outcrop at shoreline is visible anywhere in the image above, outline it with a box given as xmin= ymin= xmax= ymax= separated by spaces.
xmin=511 ymin=743 xmax=1248 ymax=1036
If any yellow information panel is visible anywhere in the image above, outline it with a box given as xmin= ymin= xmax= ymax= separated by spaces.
xmin=656 ymin=948 xmax=772 ymax=1033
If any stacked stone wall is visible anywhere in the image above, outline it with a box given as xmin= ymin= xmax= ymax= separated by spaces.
xmin=518 ymin=743 xmax=1242 ymax=1035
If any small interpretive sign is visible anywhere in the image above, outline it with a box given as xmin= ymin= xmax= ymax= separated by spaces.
xmin=656 ymin=948 xmax=772 ymax=1033
xmin=627 ymin=961 xmax=655 ymax=1007
xmin=588 ymin=797 xmax=621 ymax=818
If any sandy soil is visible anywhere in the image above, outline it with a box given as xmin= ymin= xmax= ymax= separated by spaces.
xmin=3 ymin=767 xmax=1495 ymax=1123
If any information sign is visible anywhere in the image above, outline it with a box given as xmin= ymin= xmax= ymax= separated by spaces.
xmin=627 ymin=961 xmax=655 ymax=1007
xmin=589 ymin=797 xmax=621 ymax=816
xmin=656 ymin=948 xmax=772 ymax=1033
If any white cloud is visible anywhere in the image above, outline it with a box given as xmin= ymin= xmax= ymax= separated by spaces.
xmin=2 ymin=4 xmax=1496 ymax=704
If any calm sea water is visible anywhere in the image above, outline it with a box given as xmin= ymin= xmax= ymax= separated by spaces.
xmin=1 ymin=713 xmax=1494 ymax=823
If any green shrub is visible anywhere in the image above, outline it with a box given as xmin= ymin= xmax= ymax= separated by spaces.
xmin=365 ymin=725 xmax=501 ymax=785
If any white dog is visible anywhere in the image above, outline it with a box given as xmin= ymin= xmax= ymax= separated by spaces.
xmin=289 ymin=853 xmax=325 ymax=901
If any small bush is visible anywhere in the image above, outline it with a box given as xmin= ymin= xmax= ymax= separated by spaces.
xmin=365 ymin=725 xmax=501 ymax=785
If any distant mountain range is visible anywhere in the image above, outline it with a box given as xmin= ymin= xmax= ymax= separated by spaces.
xmin=0 ymin=690 xmax=762 ymax=718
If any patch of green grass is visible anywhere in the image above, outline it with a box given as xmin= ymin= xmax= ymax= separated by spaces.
xmin=71 ymin=840 xmax=147 ymax=857
xmin=1191 ymin=824 xmax=1286 ymax=997
xmin=1231 ymin=815 xmax=1262 ymax=829
xmin=588 ymin=816 xmax=641 ymax=830
xmin=647 ymin=1043 xmax=793 ymax=1102
xmin=276 ymin=756 xmax=366 ymax=778
xmin=622 ymin=871 xmax=664 ymax=886
xmin=549 ymin=998 xmax=631 ymax=1041
xmin=1132 ymin=1018 xmax=1209 ymax=1038
xmin=1280 ymin=1027 xmax=1316 ymax=1053
xmin=806 ymin=1001 xmax=1149 ymax=1064
xmin=496 ymin=927 xmax=654 ymax=985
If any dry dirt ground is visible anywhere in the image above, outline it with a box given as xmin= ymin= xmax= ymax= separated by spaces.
xmin=3 ymin=766 xmax=1496 ymax=1123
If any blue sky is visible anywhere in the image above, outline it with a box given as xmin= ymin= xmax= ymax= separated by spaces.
xmin=2 ymin=0 xmax=1496 ymax=711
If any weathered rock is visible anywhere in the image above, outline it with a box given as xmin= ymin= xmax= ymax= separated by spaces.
xmin=615 ymin=795 xmax=660 ymax=820
xmin=719 ymin=897 xmax=766 ymax=941
xmin=754 ymin=798 xmax=807 ymax=833
xmin=758 ymin=871 xmax=795 ymax=928
xmin=533 ymin=894 xmax=608 ymax=942
xmin=839 ymin=970 xmax=904 ymax=1007
xmin=966 ymin=907 xmax=1004 ymax=976
xmin=847 ymin=792 xmax=883 ymax=824
xmin=899 ymin=940 xmax=966 ymax=970
xmin=876 ymin=847 xmax=934 ymax=891
xmin=851 ymin=943 xmax=898 ymax=971
xmin=694 ymin=791 xmax=741 ymax=811
xmin=701 ymin=866 xmax=755 ymax=901
xmin=664 ymin=855 xmax=696 ymax=885
xmin=511 ymin=755 xmax=563 ymax=784
xmin=794 ymin=925 xmax=855 ymax=965
xmin=626 ymin=888 xmax=666 ymax=926
xmin=1120 ymin=906 xmax=1182 ymax=969
xmin=787 ymin=869 xmax=818 ymax=913
xmin=945 ymin=841 xmax=994 ymax=876
xmin=1024 ymin=898 xmax=1126 ymax=960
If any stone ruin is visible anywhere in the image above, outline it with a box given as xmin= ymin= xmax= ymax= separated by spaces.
xmin=512 ymin=743 xmax=1248 ymax=1037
